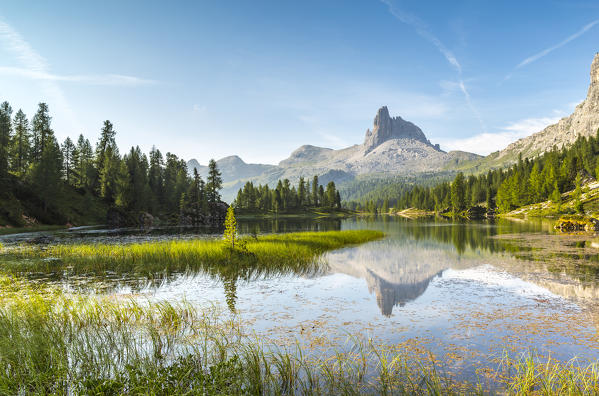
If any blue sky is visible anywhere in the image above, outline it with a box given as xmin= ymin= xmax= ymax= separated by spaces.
xmin=0 ymin=1 xmax=598 ymax=164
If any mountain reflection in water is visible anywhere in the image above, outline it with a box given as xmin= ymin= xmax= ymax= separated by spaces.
xmin=5 ymin=216 xmax=599 ymax=318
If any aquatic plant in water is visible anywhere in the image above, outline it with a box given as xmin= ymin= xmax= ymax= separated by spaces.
xmin=0 ymin=230 xmax=385 ymax=279
xmin=0 ymin=277 xmax=597 ymax=394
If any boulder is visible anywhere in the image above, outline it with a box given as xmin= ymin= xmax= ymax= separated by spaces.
xmin=138 ymin=212 xmax=154 ymax=229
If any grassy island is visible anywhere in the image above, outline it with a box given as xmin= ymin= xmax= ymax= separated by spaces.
xmin=1 ymin=230 xmax=384 ymax=276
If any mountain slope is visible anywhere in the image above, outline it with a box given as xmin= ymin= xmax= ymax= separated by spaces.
xmin=188 ymin=106 xmax=481 ymax=201
xmin=187 ymin=156 xmax=276 ymax=182
xmin=457 ymin=53 xmax=599 ymax=173
xmin=497 ymin=53 xmax=599 ymax=161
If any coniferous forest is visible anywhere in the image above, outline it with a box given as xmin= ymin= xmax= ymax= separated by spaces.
xmin=0 ymin=101 xmax=225 ymax=227
xmin=346 ymin=131 xmax=599 ymax=216
xmin=233 ymin=175 xmax=342 ymax=214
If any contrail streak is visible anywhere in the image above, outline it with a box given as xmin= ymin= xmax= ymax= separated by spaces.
xmin=380 ymin=0 xmax=486 ymax=132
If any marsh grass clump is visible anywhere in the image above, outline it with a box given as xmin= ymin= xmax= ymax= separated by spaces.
xmin=497 ymin=352 xmax=599 ymax=395
xmin=0 ymin=277 xmax=598 ymax=394
xmin=0 ymin=277 xmax=466 ymax=395
xmin=1 ymin=230 xmax=384 ymax=278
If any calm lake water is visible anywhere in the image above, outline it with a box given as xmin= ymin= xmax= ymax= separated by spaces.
xmin=2 ymin=216 xmax=599 ymax=382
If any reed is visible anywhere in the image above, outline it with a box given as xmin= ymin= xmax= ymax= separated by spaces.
xmin=0 ymin=277 xmax=597 ymax=394
xmin=497 ymin=352 xmax=599 ymax=395
xmin=0 ymin=277 xmax=458 ymax=395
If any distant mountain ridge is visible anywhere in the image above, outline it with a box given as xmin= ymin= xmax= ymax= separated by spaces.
xmin=188 ymin=106 xmax=481 ymax=201
xmin=188 ymin=156 xmax=276 ymax=182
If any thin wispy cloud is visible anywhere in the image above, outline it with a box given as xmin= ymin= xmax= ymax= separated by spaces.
xmin=0 ymin=18 xmax=80 ymax=131
xmin=380 ymin=0 xmax=487 ymax=133
xmin=0 ymin=18 xmax=158 ymax=137
xmin=0 ymin=66 xmax=158 ymax=86
xmin=505 ymin=19 xmax=599 ymax=80
xmin=438 ymin=115 xmax=561 ymax=155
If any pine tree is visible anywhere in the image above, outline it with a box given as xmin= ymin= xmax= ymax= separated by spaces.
xmin=450 ymin=172 xmax=466 ymax=213
xmin=124 ymin=146 xmax=149 ymax=211
xmin=31 ymin=103 xmax=52 ymax=162
xmin=325 ymin=181 xmax=336 ymax=208
xmin=115 ymin=160 xmax=132 ymax=209
xmin=99 ymin=145 xmax=120 ymax=203
xmin=10 ymin=109 xmax=30 ymax=175
xmin=61 ymin=137 xmax=76 ymax=185
xmin=485 ymin=186 xmax=494 ymax=210
xmin=550 ymin=181 xmax=561 ymax=209
xmin=148 ymin=146 xmax=165 ymax=212
xmin=529 ymin=163 xmax=543 ymax=202
xmin=574 ymin=173 xmax=583 ymax=213
xmin=163 ymin=153 xmax=188 ymax=213
xmin=223 ymin=206 xmax=237 ymax=248
xmin=185 ymin=168 xmax=205 ymax=224
xmin=0 ymin=102 xmax=12 ymax=193
xmin=273 ymin=189 xmax=282 ymax=213
xmin=95 ymin=120 xmax=116 ymax=171
xmin=318 ymin=185 xmax=325 ymax=208
xmin=206 ymin=159 xmax=222 ymax=204
xmin=29 ymin=136 xmax=63 ymax=213
xmin=298 ymin=176 xmax=306 ymax=207
xmin=312 ymin=175 xmax=319 ymax=206
xmin=74 ymin=135 xmax=94 ymax=189
xmin=382 ymin=198 xmax=389 ymax=214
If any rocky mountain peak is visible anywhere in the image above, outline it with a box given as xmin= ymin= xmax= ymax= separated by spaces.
xmin=591 ymin=52 xmax=599 ymax=86
xmin=497 ymin=53 xmax=599 ymax=161
xmin=363 ymin=106 xmax=433 ymax=153
xmin=217 ymin=155 xmax=246 ymax=166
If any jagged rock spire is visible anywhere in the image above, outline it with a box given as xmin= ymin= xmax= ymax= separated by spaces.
xmin=363 ymin=106 xmax=433 ymax=153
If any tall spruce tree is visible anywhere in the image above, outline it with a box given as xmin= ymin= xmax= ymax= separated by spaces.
xmin=31 ymin=103 xmax=52 ymax=162
xmin=96 ymin=121 xmax=120 ymax=203
xmin=298 ymin=176 xmax=306 ymax=207
xmin=148 ymin=146 xmax=165 ymax=213
xmin=325 ymin=181 xmax=336 ymax=208
xmin=95 ymin=120 xmax=117 ymax=186
xmin=99 ymin=145 xmax=120 ymax=204
xmin=61 ymin=137 xmax=76 ymax=185
xmin=10 ymin=109 xmax=30 ymax=175
xmin=29 ymin=135 xmax=63 ymax=213
xmin=312 ymin=175 xmax=319 ymax=206
xmin=450 ymin=172 xmax=466 ymax=213
xmin=0 ymin=102 xmax=12 ymax=193
xmin=74 ymin=134 xmax=94 ymax=190
xmin=206 ymin=159 xmax=222 ymax=204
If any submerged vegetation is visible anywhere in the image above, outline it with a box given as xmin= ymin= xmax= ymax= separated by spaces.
xmin=0 ymin=230 xmax=384 ymax=277
xmin=0 ymin=278 xmax=458 ymax=395
xmin=0 ymin=276 xmax=597 ymax=394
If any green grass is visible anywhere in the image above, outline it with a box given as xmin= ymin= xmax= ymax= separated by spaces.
xmin=0 ymin=277 xmax=463 ymax=395
xmin=0 ymin=277 xmax=597 ymax=394
xmin=0 ymin=230 xmax=385 ymax=277
xmin=498 ymin=352 xmax=599 ymax=395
